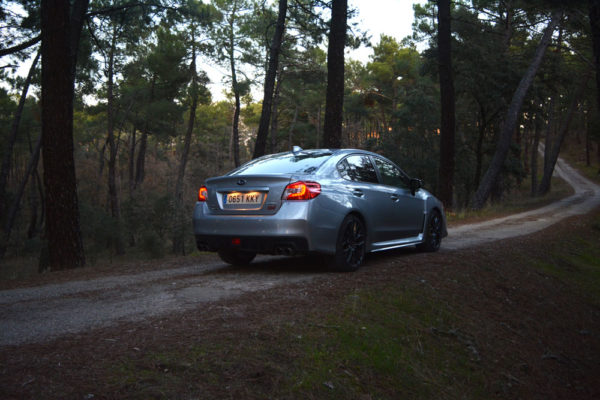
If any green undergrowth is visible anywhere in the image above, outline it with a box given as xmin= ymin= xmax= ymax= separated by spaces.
xmin=530 ymin=216 xmax=600 ymax=305
xmin=108 ymin=286 xmax=486 ymax=399
xmin=287 ymin=288 xmax=486 ymax=399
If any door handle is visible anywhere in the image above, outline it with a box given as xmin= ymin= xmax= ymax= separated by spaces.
xmin=390 ymin=194 xmax=399 ymax=201
xmin=352 ymin=189 xmax=364 ymax=197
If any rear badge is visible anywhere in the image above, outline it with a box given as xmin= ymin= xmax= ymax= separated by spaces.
xmin=237 ymin=179 xmax=246 ymax=186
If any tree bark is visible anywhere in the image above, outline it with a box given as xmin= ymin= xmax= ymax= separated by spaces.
xmin=530 ymin=113 xmax=541 ymax=196
xmin=323 ymin=0 xmax=347 ymax=148
xmin=585 ymin=114 xmax=591 ymax=167
xmin=41 ymin=0 xmax=87 ymax=270
xmin=135 ymin=76 xmax=155 ymax=188
xmin=253 ymin=0 xmax=288 ymax=159
xmin=437 ymin=0 xmax=455 ymax=209
xmin=471 ymin=11 xmax=561 ymax=209
xmin=173 ymin=46 xmax=200 ymax=255
xmin=128 ymin=124 xmax=136 ymax=196
xmin=288 ymin=105 xmax=298 ymax=148
xmin=0 ymin=135 xmax=42 ymax=259
xmin=0 ymin=51 xmax=40 ymax=223
xmin=590 ymin=0 xmax=600 ymax=113
xmin=270 ymin=68 xmax=283 ymax=153
xmin=106 ymin=27 xmax=124 ymax=255
xmin=474 ymin=101 xmax=487 ymax=188
xmin=226 ymin=3 xmax=241 ymax=167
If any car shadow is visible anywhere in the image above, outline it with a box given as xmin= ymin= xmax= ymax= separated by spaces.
xmin=212 ymin=254 xmax=334 ymax=275
xmin=212 ymin=246 xmax=423 ymax=275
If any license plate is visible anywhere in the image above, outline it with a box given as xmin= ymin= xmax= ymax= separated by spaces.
xmin=224 ymin=192 xmax=262 ymax=205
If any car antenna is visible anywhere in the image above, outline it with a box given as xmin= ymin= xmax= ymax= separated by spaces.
xmin=292 ymin=145 xmax=303 ymax=155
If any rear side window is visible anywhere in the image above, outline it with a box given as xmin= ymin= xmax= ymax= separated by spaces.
xmin=230 ymin=151 xmax=332 ymax=175
xmin=373 ymin=157 xmax=409 ymax=188
xmin=337 ymin=155 xmax=378 ymax=183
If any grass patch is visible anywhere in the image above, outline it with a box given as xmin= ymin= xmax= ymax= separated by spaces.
xmin=288 ymin=288 xmax=486 ymax=399
xmin=531 ymin=216 xmax=600 ymax=304
xmin=107 ymin=286 xmax=486 ymax=399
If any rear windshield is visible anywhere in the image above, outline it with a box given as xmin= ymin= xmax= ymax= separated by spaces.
xmin=229 ymin=151 xmax=332 ymax=175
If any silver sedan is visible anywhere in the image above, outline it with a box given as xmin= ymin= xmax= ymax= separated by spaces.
xmin=193 ymin=148 xmax=447 ymax=271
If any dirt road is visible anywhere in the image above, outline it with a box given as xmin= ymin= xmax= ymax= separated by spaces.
xmin=1 ymin=156 xmax=599 ymax=347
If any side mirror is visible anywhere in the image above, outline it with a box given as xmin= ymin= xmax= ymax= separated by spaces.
xmin=409 ymin=178 xmax=422 ymax=196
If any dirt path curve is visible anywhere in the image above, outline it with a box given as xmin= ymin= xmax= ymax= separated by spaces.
xmin=445 ymin=156 xmax=600 ymax=249
xmin=1 ymin=157 xmax=599 ymax=347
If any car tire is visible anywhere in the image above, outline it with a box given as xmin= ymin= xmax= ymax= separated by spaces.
xmin=417 ymin=209 xmax=442 ymax=252
xmin=218 ymin=249 xmax=257 ymax=266
xmin=333 ymin=214 xmax=366 ymax=272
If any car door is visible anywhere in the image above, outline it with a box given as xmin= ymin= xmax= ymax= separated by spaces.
xmin=372 ymin=157 xmax=425 ymax=239
xmin=337 ymin=154 xmax=397 ymax=244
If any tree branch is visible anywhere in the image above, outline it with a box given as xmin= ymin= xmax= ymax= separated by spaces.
xmin=0 ymin=35 xmax=41 ymax=57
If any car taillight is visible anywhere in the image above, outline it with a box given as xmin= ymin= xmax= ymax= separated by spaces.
xmin=198 ymin=186 xmax=208 ymax=202
xmin=283 ymin=181 xmax=321 ymax=200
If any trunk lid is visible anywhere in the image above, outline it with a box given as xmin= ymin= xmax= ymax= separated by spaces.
xmin=205 ymin=175 xmax=294 ymax=215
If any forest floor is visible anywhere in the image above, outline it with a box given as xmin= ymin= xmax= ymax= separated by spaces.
xmin=1 ymin=155 xmax=599 ymax=399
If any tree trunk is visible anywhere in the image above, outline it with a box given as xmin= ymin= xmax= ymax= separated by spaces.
xmin=470 ymin=11 xmax=561 ymax=210
xmin=288 ymin=105 xmax=298 ymax=148
xmin=135 ymin=76 xmax=155 ymax=188
xmin=135 ymin=129 xmax=148 ymax=187
xmin=0 ymin=135 xmax=42 ymax=259
xmin=128 ymin=124 xmax=136 ymax=196
xmin=323 ymin=0 xmax=347 ymax=148
xmin=538 ymin=74 xmax=590 ymax=195
xmin=106 ymin=28 xmax=124 ymax=255
xmin=40 ymin=0 xmax=87 ymax=270
xmin=585 ymin=115 xmax=591 ymax=167
xmin=253 ymin=0 xmax=288 ymax=159
xmin=27 ymin=169 xmax=39 ymax=240
xmin=227 ymin=11 xmax=241 ymax=167
xmin=590 ymin=0 xmax=600 ymax=113
xmin=270 ymin=67 xmax=283 ymax=153
xmin=0 ymin=51 xmax=40 ymax=225
xmin=173 ymin=48 xmax=200 ymax=255
xmin=437 ymin=0 xmax=455 ymax=209
xmin=316 ymin=104 xmax=322 ymax=148
xmin=531 ymin=113 xmax=541 ymax=196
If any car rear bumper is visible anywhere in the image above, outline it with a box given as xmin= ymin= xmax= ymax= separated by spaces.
xmin=195 ymin=234 xmax=309 ymax=255
xmin=193 ymin=201 xmax=334 ymax=254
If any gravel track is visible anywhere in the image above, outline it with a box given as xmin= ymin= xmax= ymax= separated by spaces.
xmin=1 ymin=156 xmax=599 ymax=347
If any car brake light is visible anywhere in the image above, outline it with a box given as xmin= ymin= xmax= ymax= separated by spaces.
xmin=283 ymin=181 xmax=321 ymax=200
xmin=198 ymin=186 xmax=208 ymax=202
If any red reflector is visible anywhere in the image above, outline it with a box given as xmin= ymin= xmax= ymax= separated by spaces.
xmin=231 ymin=238 xmax=241 ymax=246
xmin=283 ymin=181 xmax=321 ymax=200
